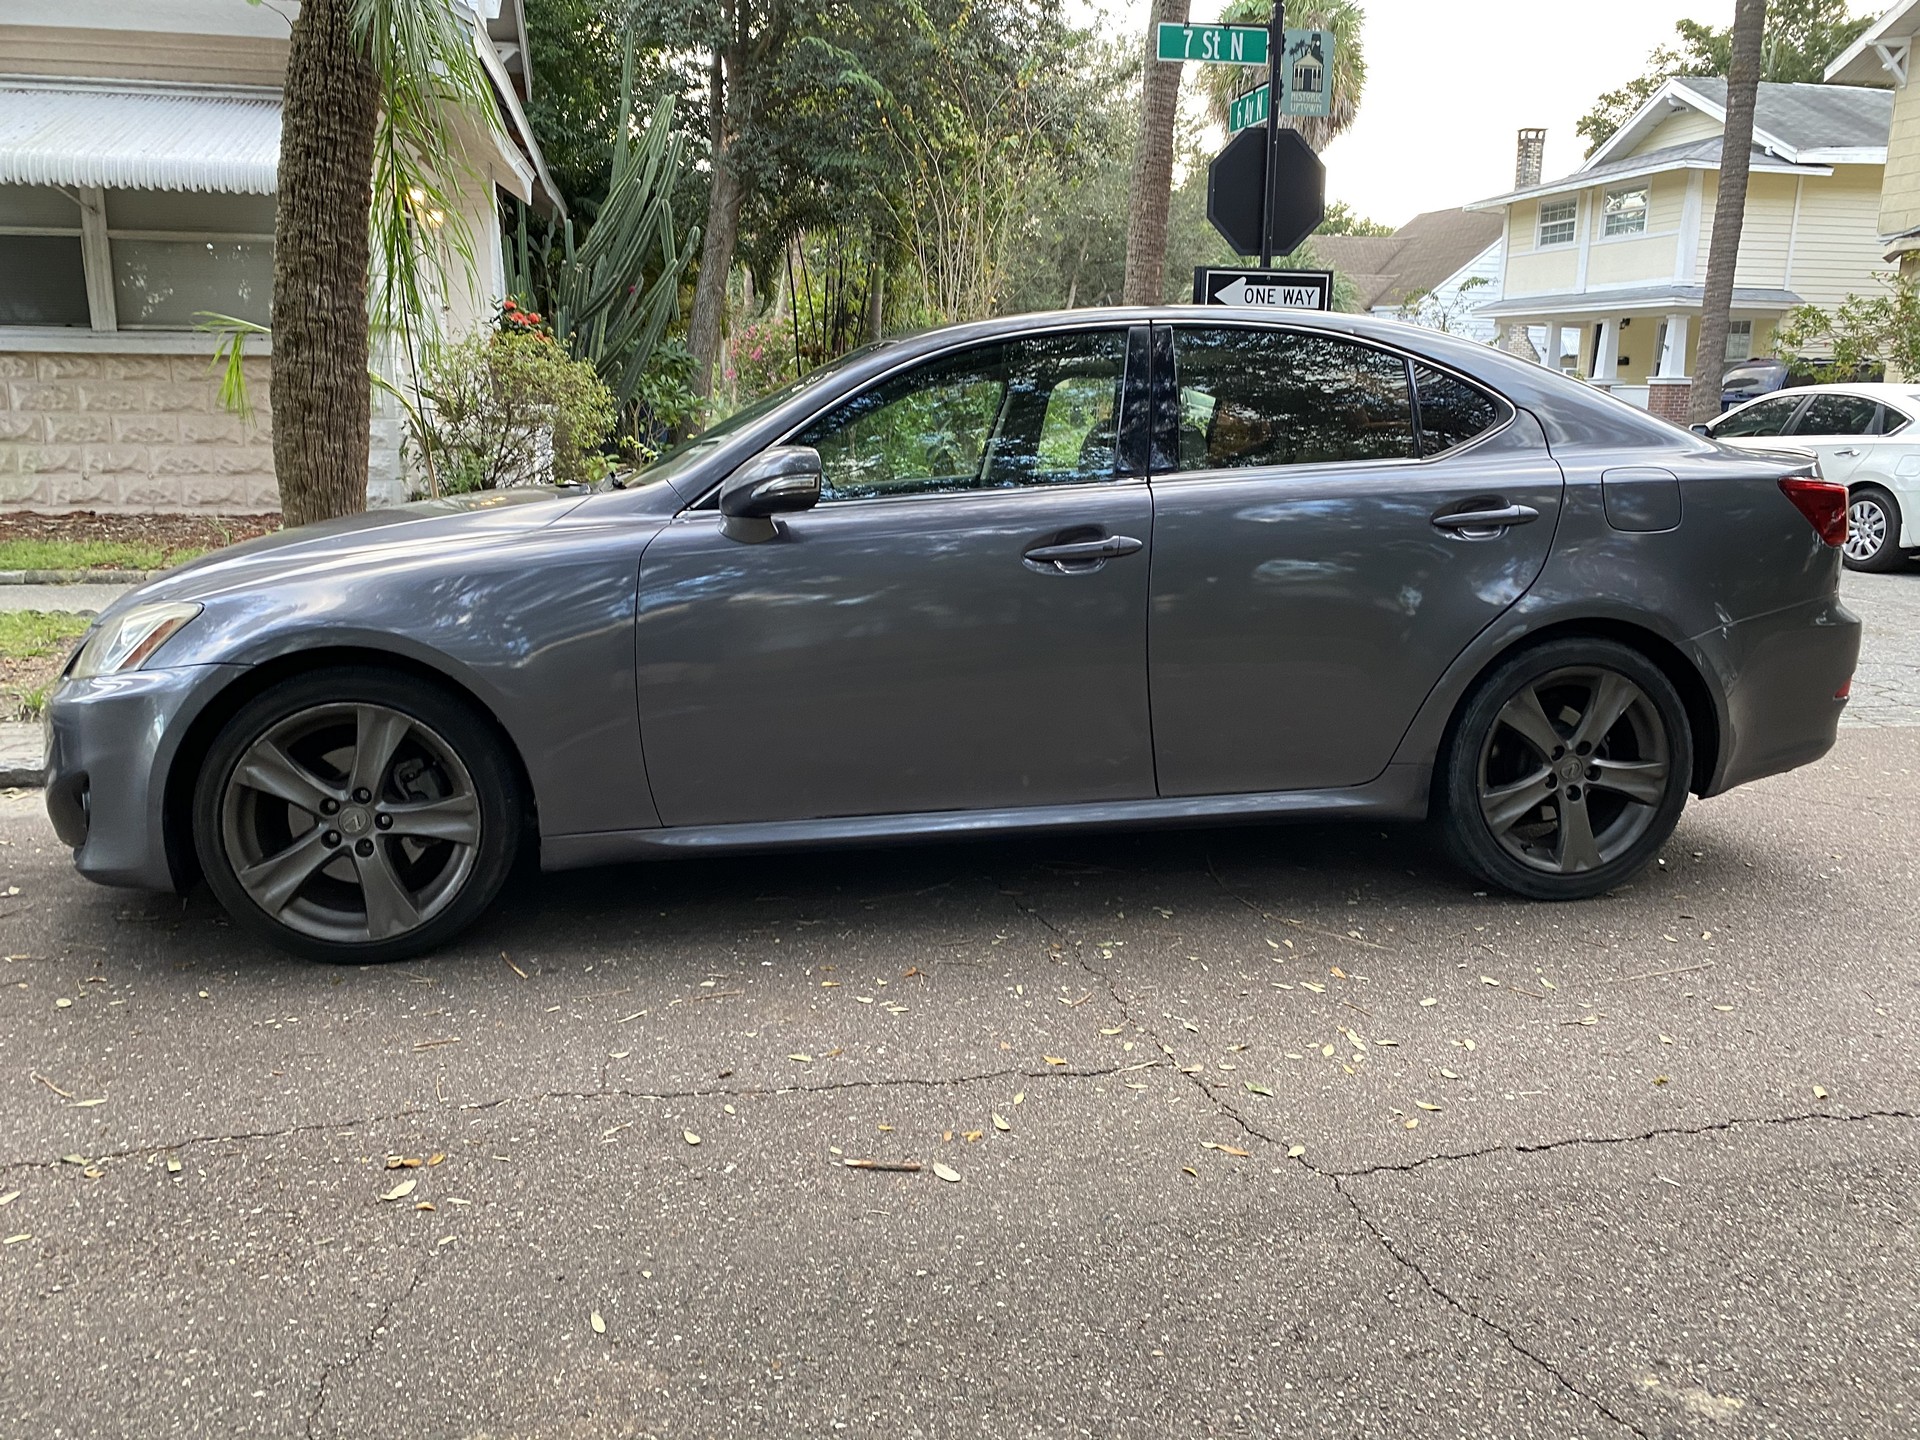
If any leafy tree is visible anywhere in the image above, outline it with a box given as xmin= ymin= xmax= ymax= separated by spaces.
xmin=1775 ymin=273 xmax=1920 ymax=380
xmin=271 ymin=0 xmax=496 ymax=526
xmin=1692 ymin=0 xmax=1766 ymax=422
xmin=1317 ymin=200 xmax=1392 ymax=236
xmin=1577 ymin=0 xmax=1869 ymax=156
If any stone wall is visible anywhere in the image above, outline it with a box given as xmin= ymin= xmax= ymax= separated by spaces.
xmin=0 ymin=349 xmax=277 ymax=513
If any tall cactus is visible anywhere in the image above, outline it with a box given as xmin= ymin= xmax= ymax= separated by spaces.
xmin=511 ymin=43 xmax=697 ymax=423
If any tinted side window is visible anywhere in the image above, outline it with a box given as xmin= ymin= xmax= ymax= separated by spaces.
xmin=1711 ymin=396 xmax=1801 ymax=438
xmin=1412 ymin=364 xmax=1506 ymax=455
xmin=795 ymin=331 xmax=1128 ymax=502
xmin=1792 ymin=393 xmax=1880 ymax=437
xmin=1170 ymin=328 xmax=1416 ymax=471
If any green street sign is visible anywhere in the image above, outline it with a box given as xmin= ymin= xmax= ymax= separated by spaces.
xmin=1279 ymin=29 xmax=1335 ymax=118
xmin=1227 ymin=83 xmax=1269 ymax=135
xmin=1156 ymin=22 xmax=1269 ymax=65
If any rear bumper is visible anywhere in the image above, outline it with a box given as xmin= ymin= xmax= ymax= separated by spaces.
xmin=42 ymin=663 xmax=245 ymax=891
xmin=1691 ymin=593 xmax=1860 ymax=797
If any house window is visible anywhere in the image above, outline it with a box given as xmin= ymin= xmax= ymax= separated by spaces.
xmin=0 ymin=186 xmax=89 ymax=326
xmin=1724 ymin=319 xmax=1753 ymax=363
xmin=1603 ymin=185 xmax=1649 ymax=237
xmin=0 ymin=182 xmax=274 ymax=331
xmin=1537 ymin=197 xmax=1577 ymax=247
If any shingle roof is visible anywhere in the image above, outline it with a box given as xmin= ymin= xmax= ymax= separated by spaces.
xmin=1679 ymin=78 xmax=1892 ymax=153
xmin=1314 ymin=208 xmax=1502 ymax=310
xmin=0 ymin=81 xmax=279 ymax=193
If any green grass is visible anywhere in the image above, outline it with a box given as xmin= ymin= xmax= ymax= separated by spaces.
xmin=0 ymin=538 xmax=205 ymax=572
xmin=0 ymin=610 xmax=91 ymax=660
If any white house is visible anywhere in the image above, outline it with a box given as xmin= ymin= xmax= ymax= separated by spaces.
xmin=1467 ymin=78 xmax=1893 ymax=421
xmin=0 ymin=0 xmax=561 ymax=513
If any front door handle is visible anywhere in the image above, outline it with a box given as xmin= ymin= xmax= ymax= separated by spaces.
xmin=1023 ymin=534 xmax=1144 ymax=571
xmin=1431 ymin=504 xmax=1540 ymax=534
xmin=1832 ymin=447 xmax=1861 ymax=457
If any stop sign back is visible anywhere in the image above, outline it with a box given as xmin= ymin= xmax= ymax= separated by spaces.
xmin=1206 ymin=126 xmax=1326 ymax=259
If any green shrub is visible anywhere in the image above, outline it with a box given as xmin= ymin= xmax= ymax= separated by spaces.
xmin=412 ymin=328 xmax=617 ymax=493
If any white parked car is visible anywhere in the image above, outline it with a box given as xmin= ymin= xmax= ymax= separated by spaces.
xmin=1703 ymin=382 xmax=1920 ymax=571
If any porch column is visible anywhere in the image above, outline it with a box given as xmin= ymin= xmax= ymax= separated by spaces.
xmin=1648 ymin=311 xmax=1693 ymax=424
xmin=1541 ymin=319 xmax=1562 ymax=371
xmin=1592 ymin=317 xmax=1620 ymax=390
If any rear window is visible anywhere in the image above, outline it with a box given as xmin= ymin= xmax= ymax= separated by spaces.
xmin=1412 ymin=364 xmax=1507 ymax=455
xmin=1791 ymin=393 xmax=1880 ymax=437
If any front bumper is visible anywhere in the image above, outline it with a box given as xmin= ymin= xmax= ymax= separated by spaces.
xmin=1691 ymin=593 xmax=1861 ymax=797
xmin=43 ymin=663 xmax=246 ymax=891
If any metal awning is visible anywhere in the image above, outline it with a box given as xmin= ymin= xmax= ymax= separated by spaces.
xmin=0 ymin=81 xmax=280 ymax=193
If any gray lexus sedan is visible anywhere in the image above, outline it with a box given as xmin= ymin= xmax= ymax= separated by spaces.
xmin=43 ymin=309 xmax=1860 ymax=962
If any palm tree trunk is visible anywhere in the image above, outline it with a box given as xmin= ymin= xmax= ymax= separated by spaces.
xmin=687 ymin=47 xmax=743 ymax=400
xmin=271 ymin=0 xmax=379 ymax=528
xmin=1690 ymin=0 xmax=1766 ymax=423
xmin=1123 ymin=0 xmax=1188 ymax=305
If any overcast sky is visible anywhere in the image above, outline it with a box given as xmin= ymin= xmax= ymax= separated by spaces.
xmin=1081 ymin=0 xmax=1833 ymax=226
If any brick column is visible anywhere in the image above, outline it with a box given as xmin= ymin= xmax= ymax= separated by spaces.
xmin=1647 ymin=377 xmax=1692 ymax=425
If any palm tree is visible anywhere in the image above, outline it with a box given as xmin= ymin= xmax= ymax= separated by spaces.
xmin=271 ymin=0 xmax=493 ymax=526
xmin=1690 ymin=0 xmax=1766 ymax=423
xmin=1196 ymin=0 xmax=1366 ymax=155
xmin=1122 ymin=0 xmax=1190 ymax=305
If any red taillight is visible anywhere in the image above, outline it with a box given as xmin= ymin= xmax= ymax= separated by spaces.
xmin=1779 ymin=477 xmax=1849 ymax=547
xmin=1835 ymin=677 xmax=1853 ymax=700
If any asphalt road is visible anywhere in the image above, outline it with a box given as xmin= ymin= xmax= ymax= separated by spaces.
xmin=1 ymin=576 xmax=1917 ymax=1439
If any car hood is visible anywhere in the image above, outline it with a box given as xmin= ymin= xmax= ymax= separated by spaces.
xmin=130 ymin=489 xmax=590 ymax=608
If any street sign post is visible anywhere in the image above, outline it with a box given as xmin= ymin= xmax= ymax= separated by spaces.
xmin=1205 ymin=124 xmax=1324 ymax=259
xmin=1279 ymin=28 xmax=1334 ymax=118
xmin=1192 ymin=266 xmax=1332 ymax=310
xmin=1227 ymin=83 xmax=1269 ymax=135
xmin=1155 ymin=22 xmax=1268 ymax=64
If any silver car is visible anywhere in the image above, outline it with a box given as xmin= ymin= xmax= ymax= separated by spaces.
xmin=43 ymin=309 xmax=1861 ymax=962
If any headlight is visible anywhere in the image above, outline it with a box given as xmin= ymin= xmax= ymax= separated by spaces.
xmin=70 ymin=602 xmax=202 ymax=679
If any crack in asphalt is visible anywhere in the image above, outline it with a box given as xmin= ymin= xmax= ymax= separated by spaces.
xmin=1328 ymin=1107 xmax=1920 ymax=1179
xmin=0 ymin=1061 xmax=1165 ymax=1172
xmin=306 ymin=1255 xmax=434 ymax=1440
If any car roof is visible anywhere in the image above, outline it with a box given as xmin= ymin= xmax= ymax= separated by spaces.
xmin=1736 ymin=381 xmax=1920 ymax=403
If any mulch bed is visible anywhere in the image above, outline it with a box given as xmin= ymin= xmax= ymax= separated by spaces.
xmin=0 ymin=511 xmax=280 ymax=558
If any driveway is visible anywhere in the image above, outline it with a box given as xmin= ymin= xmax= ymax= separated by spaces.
xmin=1 ymin=573 xmax=1916 ymax=1438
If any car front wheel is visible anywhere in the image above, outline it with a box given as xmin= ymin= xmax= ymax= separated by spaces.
xmin=1844 ymin=486 xmax=1905 ymax=572
xmin=193 ymin=667 xmax=521 ymax=963
xmin=1439 ymin=639 xmax=1693 ymax=900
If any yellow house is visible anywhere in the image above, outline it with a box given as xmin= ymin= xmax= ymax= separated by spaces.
xmin=1467 ymin=79 xmax=1893 ymax=423
xmin=1828 ymin=1 xmax=1920 ymax=277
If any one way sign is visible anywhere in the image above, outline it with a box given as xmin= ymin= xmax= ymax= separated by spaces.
xmin=1193 ymin=266 xmax=1333 ymax=311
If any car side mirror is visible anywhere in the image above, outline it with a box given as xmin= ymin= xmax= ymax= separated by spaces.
xmin=719 ymin=445 xmax=822 ymax=543
xmin=1690 ymin=423 xmax=1711 ymax=436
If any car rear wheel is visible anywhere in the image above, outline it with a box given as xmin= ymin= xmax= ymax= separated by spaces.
xmin=1843 ymin=486 xmax=1905 ymax=572
xmin=1439 ymin=639 xmax=1692 ymax=900
xmin=193 ymin=668 xmax=521 ymax=963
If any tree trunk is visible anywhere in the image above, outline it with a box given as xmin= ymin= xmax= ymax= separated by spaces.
xmin=687 ymin=48 xmax=744 ymax=400
xmin=1690 ymin=0 xmax=1766 ymax=423
xmin=270 ymin=0 xmax=380 ymax=528
xmin=1122 ymin=0 xmax=1188 ymax=306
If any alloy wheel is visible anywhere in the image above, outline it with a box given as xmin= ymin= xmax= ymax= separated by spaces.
xmin=1845 ymin=496 xmax=1888 ymax=564
xmin=1476 ymin=666 xmax=1672 ymax=876
xmin=219 ymin=702 xmax=482 ymax=944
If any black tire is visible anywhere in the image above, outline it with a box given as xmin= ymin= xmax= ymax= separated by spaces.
xmin=193 ymin=667 xmax=521 ymax=963
xmin=1844 ymin=486 xmax=1905 ymax=573
xmin=1438 ymin=638 xmax=1692 ymax=901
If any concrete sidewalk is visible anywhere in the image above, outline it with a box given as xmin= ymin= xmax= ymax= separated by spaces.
xmin=0 ymin=721 xmax=41 ymax=786
xmin=0 ymin=583 xmax=129 ymax=614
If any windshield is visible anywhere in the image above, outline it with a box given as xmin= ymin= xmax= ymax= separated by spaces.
xmin=623 ymin=339 xmax=897 ymax=490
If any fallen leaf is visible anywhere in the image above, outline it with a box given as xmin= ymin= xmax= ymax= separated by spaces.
xmin=165 ymin=1159 xmax=181 ymax=1176
xmin=54 ymin=998 xmax=71 ymax=1009
xmin=963 ymin=1129 xmax=984 ymax=1143
xmin=0 ymin=1190 xmax=16 ymax=1206
xmin=788 ymin=1054 xmax=813 ymax=1063
xmin=380 ymin=1179 xmax=416 ymax=1202
xmin=1419 ymin=997 xmax=1438 ymax=1007
xmin=932 ymin=1162 xmax=961 ymax=1184
xmin=1440 ymin=1068 xmax=1460 ymax=1079
xmin=1329 ymin=966 xmax=1348 ymax=979
xmin=1043 ymin=1056 xmax=1067 ymax=1066
xmin=1100 ymin=1025 xmax=1124 ymax=1036
xmin=1659 ymin=1034 xmax=1674 ymax=1045
xmin=1320 ymin=1044 xmax=1335 ymax=1057
xmin=1181 ymin=1166 xmax=1198 ymax=1178
xmin=1403 ymin=1118 xmax=1418 ymax=1129
xmin=1215 ymin=1144 xmax=1250 ymax=1158
xmin=2 ymin=1234 xmax=30 ymax=1245
xmin=1286 ymin=1145 xmax=1305 ymax=1158
xmin=683 ymin=1131 xmax=701 ymax=1146
xmin=992 ymin=1113 xmax=1011 ymax=1131
xmin=1013 ymin=1091 xmax=1025 ymax=1105
xmin=1415 ymin=1101 xmax=1441 ymax=1112
xmin=590 ymin=1311 xmax=606 ymax=1334
xmin=386 ymin=1156 xmax=423 ymax=1170
xmin=1244 ymin=1082 xmax=1274 ymax=1097
xmin=1479 ymin=976 xmax=1500 ymax=986
xmin=1653 ymin=1075 xmax=1670 ymax=1086
xmin=427 ymin=1153 xmax=446 ymax=1167
xmin=413 ymin=1201 xmax=435 ymax=1212
xmin=1813 ymin=1085 xmax=1829 ymax=1100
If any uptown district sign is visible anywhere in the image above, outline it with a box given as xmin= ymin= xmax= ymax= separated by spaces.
xmin=1155 ymin=22 xmax=1268 ymax=64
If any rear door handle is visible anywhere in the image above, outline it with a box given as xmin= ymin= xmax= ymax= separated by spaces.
xmin=1023 ymin=535 xmax=1144 ymax=570
xmin=1832 ymin=447 xmax=1861 ymax=457
xmin=1431 ymin=504 xmax=1540 ymax=534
